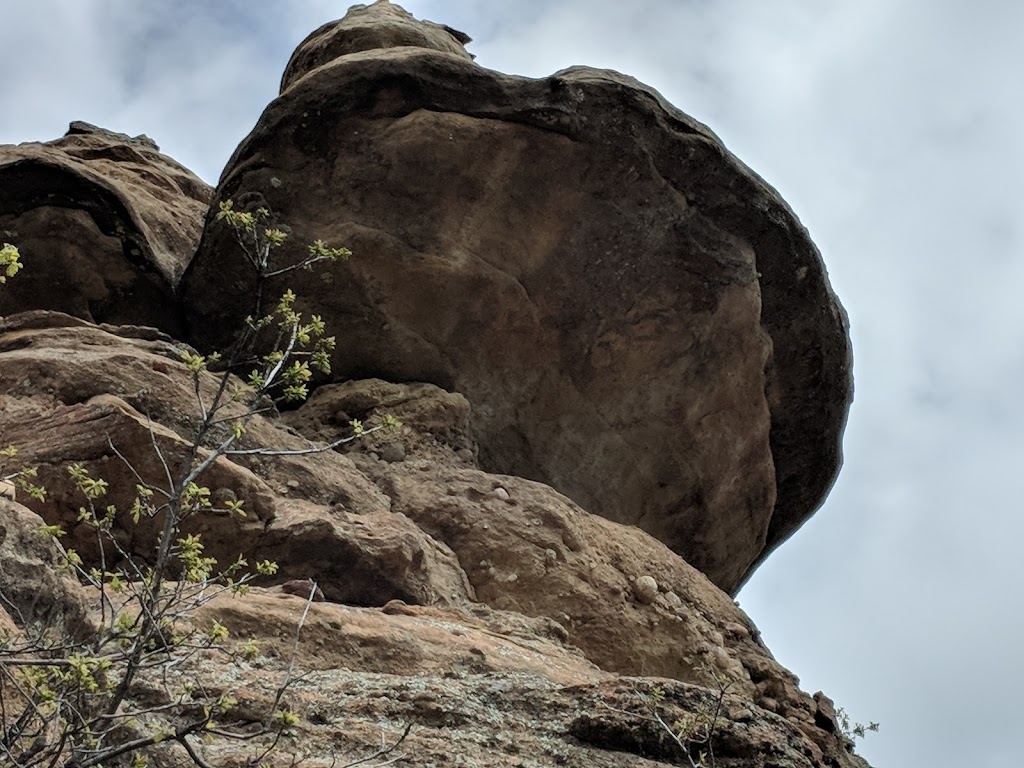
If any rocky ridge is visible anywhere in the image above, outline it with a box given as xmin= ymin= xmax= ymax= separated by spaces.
xmin=0 ymin=2 xmax=863 ymax=766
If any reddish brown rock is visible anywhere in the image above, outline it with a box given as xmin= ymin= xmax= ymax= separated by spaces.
xmin=0 ymin=121 xmax=210 ymax=334
xmin=181 ymin=1 xmax=851 ymax=594
xmin=281 ymin=0 xmax=473 ymax=93
xmin=280 ymin=578 xmax=327 ymax=601
xmin=0 ymin=6 xmax=868 ymax=764
xmin=0 ymin=312 xmax=471 ymax=608
xmin=279 ymin=377 xmax=478 ymax=466
xmin=171 ymin=591 xmax=867 ymax=768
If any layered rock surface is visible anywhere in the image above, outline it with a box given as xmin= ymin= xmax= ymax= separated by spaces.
xmin=0 ymin=121 xmax=210 ymax=336
xmin=0 ymin=312 xmax=866 ymax=766
xmin=181 ymin=0 xmax=852 ymax=594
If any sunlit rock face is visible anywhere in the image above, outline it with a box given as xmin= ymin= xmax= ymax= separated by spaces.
xmin=183 ymin=0 xmax=851 ymax=595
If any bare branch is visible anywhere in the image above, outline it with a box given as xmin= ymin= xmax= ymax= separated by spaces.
xmin=225 ymin=425 xmax=382 ymax=457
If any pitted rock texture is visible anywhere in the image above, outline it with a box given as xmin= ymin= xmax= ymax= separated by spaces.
xmin=182 ymin=2 xmax=852 ymax=594
xmin=0 ymin=121 xmax=210 ymax=335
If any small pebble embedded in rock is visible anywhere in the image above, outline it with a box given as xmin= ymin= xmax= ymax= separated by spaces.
xmin=633 ymin=575 xmax=659 ymax=604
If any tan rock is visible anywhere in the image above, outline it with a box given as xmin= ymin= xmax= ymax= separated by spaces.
xmin=280 ymin=578 xmax=326 ymax=602
xmin=633 ymin=574 xmax=659 ymax=604
xmin=280 ymin=0 xmax=474 ymax=93
xmin=0 ymin=314 xmax=471 ymax=608
xmin=0 ymin=499 xmax=92 ymax=638
xmin=0 ymin=122 xmax=210 ymax=335
xmin=0 ymin=6 xmax=869 ymax=766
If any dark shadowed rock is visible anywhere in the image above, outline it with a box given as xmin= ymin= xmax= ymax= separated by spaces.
xmin=0 ymin=312 xmax=471 ymax=608
xmin=0 ymin=122 xmax=211 ymax=335
xmin=181 ymin=2 xmax=851 ymax=593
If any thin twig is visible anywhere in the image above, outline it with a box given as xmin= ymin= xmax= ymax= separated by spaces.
xmin=340 ymin=722 xmax=413 ymax=768
xmin=270 ymin=581 xmax=318 ymax=716
xmin=225 ymin=425 xmax=382 ymax=457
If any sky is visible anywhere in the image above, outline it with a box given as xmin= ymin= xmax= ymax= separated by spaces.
xmin=2 ymin=1 xmax=1022 ymax=765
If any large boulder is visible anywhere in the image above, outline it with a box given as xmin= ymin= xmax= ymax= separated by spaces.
xmin=0 ymin=122 xmax=211 ymax=335
xmin=181 ymin=1 xmax=851 ymax=593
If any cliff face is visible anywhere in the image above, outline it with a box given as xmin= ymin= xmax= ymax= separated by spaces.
xmin=0 ymin=2 xmax=862 ymax=766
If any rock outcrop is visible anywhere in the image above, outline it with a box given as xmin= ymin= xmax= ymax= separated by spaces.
xmin=181 ymin=0 xmax=852 ymax=594
xmin=0 ymin=311 xmax=865 ymax=766
xmin=0 ymin=2 xmax=865 ymax=766
xmin=0 ymin=121 xmax=210 ymax=335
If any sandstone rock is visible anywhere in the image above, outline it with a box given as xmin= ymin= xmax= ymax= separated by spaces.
xmin=280 ymin=578 xmax=326 ymax=602
xmin=0 ymin=121 xmax=210 ymax=335
xmin=0 ymin=306 xmax=867 ymax=765
xmin=280 ymin=0 xmax=473 ymax=93
xmin=182 ymin=1 xmax=852 ymax=594
xmin=0 ymin=312 xmax=471 ymax=607
xmin=280 ymin=377 xmax=477 ymax=464
xmin=0 ymin=6 xmax=870 ymax=764
xmin=0 ymin=499 xmax=91 ymax=638
xmin=138 ymin=589 xmax=867 ymax=768
xmin=369 ymin=461 xmax=774 ymax=688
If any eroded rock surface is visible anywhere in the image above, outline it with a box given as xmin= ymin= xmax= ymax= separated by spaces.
xmin=0 ymin=499 xmax=91 ymax=637
xmin=0 ymin=4 xmax=864 ymax=765
xmin=0 ymin=312 xmax=470 ymax=608
xmin=0 ymin=121 xmax=210 ymax=335
xmin=181 ymin=1 xmax=852 ymax=594
xmin=0 ymin=311 xmax=867 ymax=766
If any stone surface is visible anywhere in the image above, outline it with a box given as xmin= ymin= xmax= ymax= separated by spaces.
xmin=280 ymin=578 xmax=327 ymax=601
xmin=0 ymin=4 xmax=866 ymax=765
xmin=281 ymin=1 xmax=473 ymax=93
xmin=279 ymin=377 xmax=478 ymax=466
xmin=0 ymin=312 xmax=471 ymax=608
xmin=181 ymin=1 xmax=852 ymax=594
xmin=0 ymin=311 xmax=868 ymax=765
xmin=0 ymin=498 xmax=91 ymax=639
xmin=0 ymin=121 xmax=210 ymax=335
xmin=152 ymin=590 xmax=869 ymax=768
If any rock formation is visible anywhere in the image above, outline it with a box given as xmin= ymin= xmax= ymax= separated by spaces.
xmin=181 ymin=1 xmax=852 ymax=595
xmin=0 ymin=2 xmax=866 ymax=766
xmin=0 ymin=121 xmax=210 ymax=336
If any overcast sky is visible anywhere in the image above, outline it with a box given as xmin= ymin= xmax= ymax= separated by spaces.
xmin=3 ymin=1 xmax=1022 ymax=765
